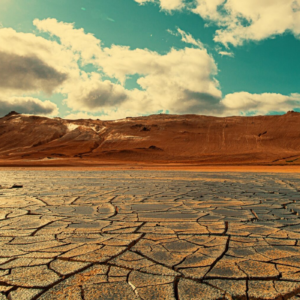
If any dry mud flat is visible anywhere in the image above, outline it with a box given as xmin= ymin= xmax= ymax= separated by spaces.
xmin=1 ymin=171 xmax=300 ymax=299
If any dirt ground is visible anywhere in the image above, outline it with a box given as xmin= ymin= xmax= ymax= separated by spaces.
xmin=1 ymin=159 xmax=300 ymax=173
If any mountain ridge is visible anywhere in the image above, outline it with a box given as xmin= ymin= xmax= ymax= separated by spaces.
xmin=1 ymin=111 xmax=300 ymax=165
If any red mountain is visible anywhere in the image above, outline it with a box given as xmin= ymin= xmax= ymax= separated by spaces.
xmin=1 ymin=111 xmax=300 ymax=165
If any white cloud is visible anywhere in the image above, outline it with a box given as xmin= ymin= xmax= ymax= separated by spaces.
xmin=134 ymin=0 xmax=184 ymax=11
xmin=33 ymin=19 xmax=221 ymax=117
xmin=98 ymin=46 xmax=221 ymax=115
xmin=133 ymin=47 xmax=221 ymax=113
xmin=64 ymin=72 xmax=130 ymax=111
xmin=134 ymin=0 xmax=154 ymax=5
xmin=0 ymin=50 xmax=67 ymax=94
xmin=33 ymin=18 xmax=102 ymax=64
xmin=168 ymin=28 xmax=204 ymax=48
xmin=159 ymin=0 xmax=184 ymax=11
xmin=221 ymin=92 xmax=300 ymax=115
xmin=0 ymin=27 xmax=80 ymax=95
xmin=218 ymin=51 xmax=234 ymax=57
xmin=192 ymin=0 xmax=300 ymax=47
xmin=0 ymin=96 xmax=58 ymax=117
xmin=0 ymin=25 xmax=79 ymax=117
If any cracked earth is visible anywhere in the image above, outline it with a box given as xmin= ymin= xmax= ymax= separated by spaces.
xmin=1 ymin=171 xmax=300 ymax=299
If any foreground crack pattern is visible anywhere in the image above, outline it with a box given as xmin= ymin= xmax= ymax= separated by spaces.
xmin=1 ymin=171 xmax=300 ymax=299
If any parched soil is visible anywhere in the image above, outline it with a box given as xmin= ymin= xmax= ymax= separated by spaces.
xmin=1 ymin=170 xmax=300 ymax=299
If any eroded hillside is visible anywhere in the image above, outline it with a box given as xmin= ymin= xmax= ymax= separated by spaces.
xmin=1 ymin=111 xmax=300 ymax=165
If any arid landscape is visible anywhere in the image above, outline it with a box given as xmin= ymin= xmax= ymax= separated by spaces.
xmin=1 ymin=0 xmax=300 ymax=298
xmin=1 ymin=170 xmax=300 ymax=300
xmin=2 ymin=113 xmax=300 ymax=299
xmin=1 ymin=111 xmax=300 ymax=167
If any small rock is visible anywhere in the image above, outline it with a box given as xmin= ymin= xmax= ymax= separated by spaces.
xmin=11 ymin=185 xmax=23 ymax=189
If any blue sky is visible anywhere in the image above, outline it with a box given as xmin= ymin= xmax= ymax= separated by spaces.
xmin=0 ymin=0 xmax=299 ymax=119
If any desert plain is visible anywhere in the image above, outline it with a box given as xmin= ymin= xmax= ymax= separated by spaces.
xmin=0 ymin=170 xmax=300 ymax=299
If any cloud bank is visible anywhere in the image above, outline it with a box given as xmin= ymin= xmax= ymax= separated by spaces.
xmin=0 ymin=51 xmax=67 ymax=94
xmin=0 ymin=96 xmax=58 ymax=117
xmin=34 ymin=18 xmax=221 ymax=117
xmin=0 ymin=17 xmax=299 ymax=119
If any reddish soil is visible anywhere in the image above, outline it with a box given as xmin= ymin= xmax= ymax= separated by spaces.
xmin=1 ymin=110 xmax=300 ymax=168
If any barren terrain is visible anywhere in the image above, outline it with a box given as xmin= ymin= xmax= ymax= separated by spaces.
xmin=1 ymin=171 xmax=300 ymax=299
xmin=1 ymin=111 xmax=300 ymax=167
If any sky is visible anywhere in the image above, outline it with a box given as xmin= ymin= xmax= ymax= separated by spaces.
xmin=0 ymin=0 xmax=300 ymax=120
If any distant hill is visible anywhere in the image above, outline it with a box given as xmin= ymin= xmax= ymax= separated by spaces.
xmin=1 ymin=111 xmax=300 ymax=165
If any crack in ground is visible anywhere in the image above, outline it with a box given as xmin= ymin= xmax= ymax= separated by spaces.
xmin=203 ymin=235 xmax=231 ymax=278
